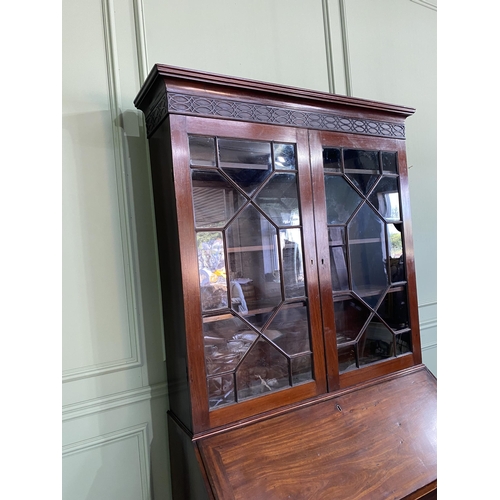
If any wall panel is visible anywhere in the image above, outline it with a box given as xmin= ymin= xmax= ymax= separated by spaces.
xmin=142 ymin=0 xmax=330 ymax=91
xmin=62 ymin=0 xmax=142 ymax=380
xmin=62 ymin=425 xmax=150 ymax=500
xmin=63 ymin=0 xmax=170 ymax=498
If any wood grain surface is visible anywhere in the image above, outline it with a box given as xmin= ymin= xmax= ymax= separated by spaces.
xmin=198 ymin=367 xmax=436 ymax=499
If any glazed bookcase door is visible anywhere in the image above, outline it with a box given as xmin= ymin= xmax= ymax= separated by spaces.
xmin=309 ymin=131 xmax=422 ymax=391
xmin=171 ymin=115 xmax=327 ymax=432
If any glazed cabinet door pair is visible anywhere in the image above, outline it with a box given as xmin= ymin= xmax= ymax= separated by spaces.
xmin=168 ymin=114 xmax=420 ymax=434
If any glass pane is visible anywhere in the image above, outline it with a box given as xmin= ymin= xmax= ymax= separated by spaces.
xmin=345 ymin=172 xmax=379 ymax=196
xmin=226 ymin=205 xmax=282 ymax=326
xmin=324 ymin=175 xmax=362 ymax=224
xmin=377 ymin=288 xmax=409 ymax=330
xmin=329 ymin=226 xmax=345 ymax=246
xmin=203 ymin=314 xmax=258 ymax=375
xmin=359 ymin=319 xmax=394 ymax=366
xmin=395 ymin=331 xmax=412 ymax=355
xmin=236 ymin=338 xmax=290 ymax=400
xmin=388 ymin=223 xmax=404 ymax=261
xmin=219 ymin=138 xmax=272 ymax=195
xmin=291 ymin=354 xmax=313 ymax=385
xmin=274 ymin=143 xmax=296 ymax=170
xmin=334 ymin=297 xmax=371 ymax=344
xmin=255 ymin=173 xmax=300 ymax=226
xmin=369 ymin=177 xmax=400 ymax=221
xmin=348 ymin=204 xmax=388 ymax=307
xmin=266 ymin=302 xmax=311 ymax=355
xmin=330 ymin=246 xmax=349 ymax=291
xmin=323 ymin=147 xmax=341 ymax=171
xmin=197 ymin=232 xmax=228 ymax=312
xmin=382 ymin=151 xmax=398 ymax=173
xmin=338 ymin=345 xmax=357 ymax=372
xmin=189 ymin=135 xmax=216 ymax=167
xmin=329 ymin=227 xmax=348 ymax=291
xmin=192 ymin=169 xmax=246 ymax=228
xmin=208 ymin=373 xmax=235 ymax=409
xmin=281 ymin=228 xmax=305 ymax=298
xmin=344 ymin=149 xmax=379 ymax=172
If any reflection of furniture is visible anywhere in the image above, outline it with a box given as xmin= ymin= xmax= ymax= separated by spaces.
xmin=282 ymin=239 xmax=301 ymax=286
xmin=135 ymin=65 xmax=436 ymax=500
xmin=230 ymin=280 xmax=247 ymax=314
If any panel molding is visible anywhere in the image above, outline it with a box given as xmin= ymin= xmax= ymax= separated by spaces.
xmin=63 ymin=357 xmax=142 ymax=383
xmin=421 ymin=343 xmax=437 ymax=352
xmin=132 ymin=0 xmax=149 ymax=82
xmin=337 ymin=0 xmax=353 ymax=96
xmin=409 ymin=0 xmax=437 ymax=11
xmin=62 ymin=382 xmax=168 ymax=421
xmin=321 ymin=0 xmax=335 ymax=93
xmin=419 ymin=316 xmax=437 ymax=352
xmin=322 ymin=0 xmax=352 ymax=96
xmin=419 ymin=301 xmax=437 ymax=308
xmin=63 ymin=0 xmax=147 ymax=383
xmin=63 ymin=424 xmax=151 ymax=500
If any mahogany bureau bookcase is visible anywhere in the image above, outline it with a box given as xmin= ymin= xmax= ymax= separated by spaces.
xmin=134 ymin=64 xmax=437 ymax=500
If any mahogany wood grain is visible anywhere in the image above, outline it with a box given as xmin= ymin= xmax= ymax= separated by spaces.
xmin=198 ymin=367 xmax=436 ymax=500
xmin=394 ymin=143 xmax=422 ymax=365
xmin=134 ymin=64 xmax=415 ymax=125
xmin=135 ymin=65 xmax=434 ymax=499
xmin=147 ymin=117 xmax=194 ymax=430
xmin=169 ymin=114 xmax=212 ymax=432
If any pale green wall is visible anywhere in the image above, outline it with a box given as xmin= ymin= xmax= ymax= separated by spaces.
xmin=62 ymin=1 xmax=437 ymax=499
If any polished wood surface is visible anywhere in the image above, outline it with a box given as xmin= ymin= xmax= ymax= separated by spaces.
xmin=135 ymin=65 xmax=435 ymax=499
xmin=198 ymin=366 xmax=436 ymax=500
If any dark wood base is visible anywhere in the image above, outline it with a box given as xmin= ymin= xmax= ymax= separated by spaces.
xmin=193 ymin=366 xmax=436 ymax=500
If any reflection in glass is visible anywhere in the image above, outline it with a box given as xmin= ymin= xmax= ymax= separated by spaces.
xmin=334 ymin=297 xmax=371 ymax=344
xmin=255 ymin=173 xmax=300 ymax=226
xmin=189 ymin=137 xmax=313 ymax=408
xmin=323 ymin=148 xmax=341 ymax=171
xmin=345 ymin=172 xmax=379 ymax=196
xmin=369 ymin=177 xmax=400 ymax=221
xmin=324 ymin=175 xmax=362 ymax=224
xmin=338 ymin=345 xmax=357 ymax=372
xmin=226 ymin=205 xmax=282 ymax=328
xmin=344 ymin=149 xmax=379 ymax=172
xmin=359 ymin=319 xmax=394 ymax=365
xmin=192 ymin=169 xmax=246 ymax=228
xmin=348 ymin=204 xmax=388 ymax=307
xmin=395 ymin=331 xmax=412 ymax=355
xmin=291 ymin=354 xmax=313 ymax=385
xmin=197 ymin=232 xmax=228 ymax=312
xmin=203 ymin=315 xmax=258 ymax=375
xmin=330 ymin=246 xmax=349 ymax=291
xmin=388 ymin=223 xmax=404 ymax=261
xmin=219 ymin=138 xmax=272 ymax=195
xmin=329 ymin=226 xmax=345 ymax=246
xmin=208 ymin=373 xmax=235 ymax=409
xmin=322 ymin=148 xmax=410 ymax=374
xmin=236 ymin=338 xmax=290 ymax=400
xmin=281 ymin=228 xmax=305 ymax=298
xmin=266 ymin=302 xmax=310 ymax=355
xmin=377 ymin=288 xmax=409 ymax=330
xmin=189 ymin=136 xmax=216 ymax=167
xmin=382 ymin=151 xmax=398 ymax=173
xmin=274 ymin=143 xmax=296 ymax=170
xmin=329 ymin=226 xmax=348 ymax=290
